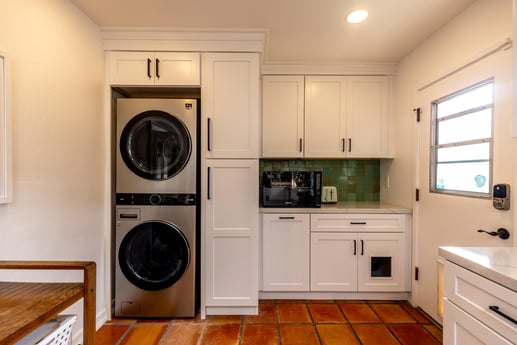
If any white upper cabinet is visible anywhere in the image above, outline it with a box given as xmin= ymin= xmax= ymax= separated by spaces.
xmin=107 ymin=51 xmax=200 ymax=86
xmin=262 ymin=76 xmax=305 ymax=158
xmin=202 ymin=53 xmax=260 ymax=159
xmin=262 ymin=75 xmax=393 ymax=158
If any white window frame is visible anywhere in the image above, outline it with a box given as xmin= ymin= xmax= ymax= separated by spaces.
xmin=0 ymin=51 xmax=12 ymax=204
xmin=429 ymin=79 xmax=494 ymax=198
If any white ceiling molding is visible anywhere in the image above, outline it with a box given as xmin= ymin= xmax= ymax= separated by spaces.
xmin=101 ymin=27 xmax=267 ymax=53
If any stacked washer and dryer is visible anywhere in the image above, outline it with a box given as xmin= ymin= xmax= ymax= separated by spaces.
xmin=115 ymin=98 xmax=198 ymax=317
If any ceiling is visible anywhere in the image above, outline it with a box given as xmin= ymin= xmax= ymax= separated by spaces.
xmin=70 ymin=0 xmax=477 ymax=64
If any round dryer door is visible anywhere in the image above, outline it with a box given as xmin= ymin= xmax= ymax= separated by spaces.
xmin=119 ymin=220 xmax=190 ymax=291
xmin=120 ymin=110 xmax=192 ymax=181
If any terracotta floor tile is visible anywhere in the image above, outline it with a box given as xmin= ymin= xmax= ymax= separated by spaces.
xmin=401 ymin=303 xmax=433 ymax=324
xmin=308 ymin=303 xmax=346 ymax=323
xmin=339 ymin=303 xmax=381 ymax=323
xmin=200 ymin=324 xmax=240 ymax=345
xmin=95 ymin=324 xmax=131 ymax=345
xmin=161 ymin=323 xmax=203 ymax=345
xmin=243 ymin=302 xmax=276 ymax=323
xmin=352 ymin=324 xmax=400 ymax=345
xmin=276 ymin=303 xmax=311 ymax=323
xmin=423 ymin=324 xmax=443 ymax=342
xmin=275 ymin=299 xmax=307 ymax=304
xmin=316 ymin=324 xmax=360 ymax=345
xmin=279 ymin=324 xmax=320 ymax=345
xmin=370 ymin=303 xmax=416 ymax=323
xmin=389 ymin=324 xmax=441 ymax=345
xmin=241 ymin=324 xmax=279 ymax=345
xmin=120 ymin=324 xmax=167 ymax=345
xmin=306 ymin=299 xmax=336 ymax=304
xmin=172 ymin=311 xmax=207 ymax=324
xmin=207 ymin=314 xmax=242 ymax=324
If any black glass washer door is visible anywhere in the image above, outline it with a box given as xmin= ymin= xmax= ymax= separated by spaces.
xmin=120 ymin=110 xmax=192 ymax=181
xmin=119 ymin=221 xmax=190 ymax=291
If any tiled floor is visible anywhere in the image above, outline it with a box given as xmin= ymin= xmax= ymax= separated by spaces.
xmin=95 ymin=300 xmax=442 ymax=345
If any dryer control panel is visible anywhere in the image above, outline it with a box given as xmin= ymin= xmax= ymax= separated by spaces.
xmin=116 ymin=193 xmax=196 ymax=206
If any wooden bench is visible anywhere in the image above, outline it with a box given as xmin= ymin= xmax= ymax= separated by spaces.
xmin=0 ymin=261 xmax=96 ymax=345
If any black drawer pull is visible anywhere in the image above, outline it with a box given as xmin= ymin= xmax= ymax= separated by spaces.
xmin=350 ymin=222 xmax=367 ymax=225
xmin=353 ymin=240 xmax=357 ymax=256
xmin=489 ymin=305 xmax=517 ymax=324
xmin=279 ymin=216 xmax=295 ymax=220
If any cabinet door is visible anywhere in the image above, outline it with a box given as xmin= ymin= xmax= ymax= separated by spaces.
xmin=346 ymin=76 xmax=391 ymax=158
xmin=262 ymin=214 xmax=310 ymax=291
xmin=202 ymin=53 xmax=259 ymax=158
xmin=357 ymin=232 xmax=407 ymax=292
xmin=108 ymin=51 xmax=154 ymax=85
xmin=204 ymin=159 xmax=259 ymax=307
xmin=444 ymin=300 xmax=513 ymax=345
xmin=311 ymin=232 xmax=357 ymax=291
xmin=154 ymin=52 xmax=200 ymax=86
xmin=304 ymin=76 xmax=347 ymax=158
xmin=262 ymin=76 xmax=304 ymax=158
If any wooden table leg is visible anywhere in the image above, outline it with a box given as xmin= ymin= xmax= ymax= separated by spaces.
xmin=83 ymin=262 xmax=96 ymax=345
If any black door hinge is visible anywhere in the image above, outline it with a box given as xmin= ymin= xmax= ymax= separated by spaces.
xmin=415 ymin=267 xmax=419 ymax=281
xmin=413 ymin=107 xmax=421 ymax=122
xmin=415 ymin=188 xmax=420 ymax=202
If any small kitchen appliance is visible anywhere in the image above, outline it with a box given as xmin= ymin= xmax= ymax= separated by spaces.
xmin=321 ymin=186 xmax=338 ymax=203
xmin=262 ymin=171 xmax=322 ymax=207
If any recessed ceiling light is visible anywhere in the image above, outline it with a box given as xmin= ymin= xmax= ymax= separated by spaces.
xmin=346 ymin=9 xmax=368 ymax=24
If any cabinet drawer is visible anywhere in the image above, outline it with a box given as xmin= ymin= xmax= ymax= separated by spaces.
xmin=444 ymin=261 xmax=517 ymax=341
xmin=310 ymin=214 xmax=405 ymax=232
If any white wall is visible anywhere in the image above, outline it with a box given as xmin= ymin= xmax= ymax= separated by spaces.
xmin=382 ymin=0 xmax=514 ymax=208
xmin=0 ymin=0 xmax=106 ymax=340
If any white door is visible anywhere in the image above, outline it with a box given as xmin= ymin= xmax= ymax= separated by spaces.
xmin=310 ymin=232 xmax=357 ymax=291
xmin=204 ymin=159 xmax=259 ymax=307
xmin=262 ymin=214 xmax=310 ymax=291
xmin=202 ymin=53 xmax=259 ymax=159
xmin=414 ymin=48 xmax=513 ymax=322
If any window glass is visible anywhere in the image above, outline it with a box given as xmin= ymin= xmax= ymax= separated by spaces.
xmin=431 ymin=80 xmax=493 ymax=197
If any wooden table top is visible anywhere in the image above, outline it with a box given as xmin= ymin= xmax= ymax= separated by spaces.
xmin=0 ymin=281 xmax=84 ymax=345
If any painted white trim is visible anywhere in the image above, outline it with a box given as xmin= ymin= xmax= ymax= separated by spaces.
xmin=259 ymin=291 xmax=409 ymax=300
xmin=0 ymin=51 xmax=12 ymax=204
xmin=101 ymin=27 xmax=267 ymax=53
xmin=205 ymin=306 xmax=258 ymax=316
xmin=261 ymin=63 xmax=398 ymax=76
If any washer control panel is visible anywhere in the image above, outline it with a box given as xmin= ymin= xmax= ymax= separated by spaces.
xmin=116 ymin=193 xmax=196 ymax=206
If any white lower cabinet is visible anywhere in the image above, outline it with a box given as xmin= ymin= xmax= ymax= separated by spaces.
xmin=443 ymin=261 xmax=516 ymax=345
xmin=310 ymin=213 xmax=408 ymax=292
xmin=311 ymin=231 xmax=406 ymax=292
xmin=262 ymin=214 xmax=310 ymax=291
xmin=204 ymin=159 xmax=259 ymax=312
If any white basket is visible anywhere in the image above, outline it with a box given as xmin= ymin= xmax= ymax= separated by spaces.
xmin=15 ymin=315 xmax=77 ymax=345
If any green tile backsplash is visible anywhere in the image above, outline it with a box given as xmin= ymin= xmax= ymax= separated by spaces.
xmin=260 ymin=159 xmax=380 ymax=201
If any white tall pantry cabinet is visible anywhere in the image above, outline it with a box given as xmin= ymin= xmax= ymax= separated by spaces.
xmin=201 ymin=53 xmax=260 ymax=316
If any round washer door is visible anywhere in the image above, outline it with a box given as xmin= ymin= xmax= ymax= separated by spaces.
xmin=120 ymin=110 xmax=192 ymax=181
xmin=119 ymin=220 xmax=190 ymax=291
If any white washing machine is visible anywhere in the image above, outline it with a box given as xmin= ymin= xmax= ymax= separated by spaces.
xmin=116 ymin=98 xmax=197 ymax=194
xmin=115 ymin=201 xmax=196 ymax=317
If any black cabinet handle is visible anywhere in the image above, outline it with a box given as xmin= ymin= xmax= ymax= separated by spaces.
xmin=207 ymin=118 xmax=212 ymax=151
xmin=155 ymin=58 xmax=160 ymax=79
xmin=299 ymin=138 xmax=303 ymax=152
xmin=353 ymin=240 xmax=357 ymax=256
xmin=279 ymin=216 xmax=295 ymax=220
xmin=348 ymin=138 xmax=352 ymax=152
xmin=147 ymin=58 xmax=152 ymax=78
xmin=350 ymin=222 xmax=367 ymax=225
xmin=342 ymin=138 xmax=345 ymax=152
xmin=361 ymin=240 xmax=364 ymax=255
xmin=489 ymin=306 xmax=517 ymax=324
xmin=207 ymin=167 xmax=211 ymax=200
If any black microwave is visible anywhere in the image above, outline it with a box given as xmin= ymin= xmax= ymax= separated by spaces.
xmin=262 ymin=171 xmax=322 ymax=207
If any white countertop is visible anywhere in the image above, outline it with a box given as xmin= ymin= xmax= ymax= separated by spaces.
xmin=439 ymin=246 xmax=517 ymax=292
xmin=260 ymin=201 xmax=412 ymax=214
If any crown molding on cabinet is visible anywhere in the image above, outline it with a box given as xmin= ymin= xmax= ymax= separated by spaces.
xmin=261 ymin=63 xmax=398 ymax=76
xmin=101 ymin=27 xmax=267 ymax=53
